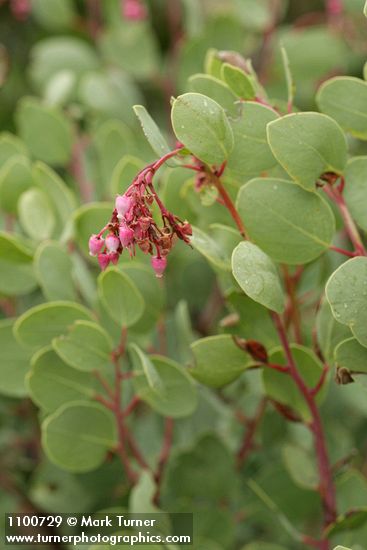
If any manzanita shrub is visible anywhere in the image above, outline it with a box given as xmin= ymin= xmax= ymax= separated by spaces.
xmin=3 ymin=1 xmax=367 ymax=549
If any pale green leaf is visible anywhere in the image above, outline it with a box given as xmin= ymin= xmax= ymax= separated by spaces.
xmin=190 ymin=334 xmax=253 ymax=387
xmin=326 ymin=257 xmax=367 ymax=347
xmin=317 ymin=77 xmax=367 ymax=140
xmin=98 ymin=267 xmax=144 ymax=328
xmin=34 ymin=241 xmax=77 ymax=302
xmin=171 ymin=92 xmax=234 ymax=165
xmin=14 ymin=301 xmax=94 ymax=349
xmin=53 ymin=320 xmax=113 ymax=372
xmin=236 ymin=178 xmax=335 ymax=264
xmin=18 ymin=188 xmax=56 ymax=241
xmin=267 ymin=112 xmax=347 ymax=191
xmin=0 ymin=319 xmax=32 ymax=397
xmin=28 ymin=346 xmax=96 ymax=412
xmin=42 ymin=401 xmax=117 ymax=472
xmin=232 ymin=241 xmax=285 ymax=313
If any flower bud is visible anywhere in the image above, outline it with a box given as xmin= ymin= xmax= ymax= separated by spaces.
xmin=105 ymin=234 xmax=120 ymax=253
xmin=115 ymin=194 xmax=133 ymax=219
xmin=119 ymin=224 xmax=134 ymax=247
xmin=98 ymin=253 xmax=111 ymax=271
xmin=109 ymin=252 xmax=120 ymax=265
xmin=181 ymin=221 xmax=193 ymax=236
xmin=151 ymin=255 xmax=167 ymax=278
xmin=89 ymin=234 xmax=104 ymax=256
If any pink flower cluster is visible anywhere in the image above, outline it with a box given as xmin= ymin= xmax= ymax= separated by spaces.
xmin=89 ymin=179 xmax=192 ymax=278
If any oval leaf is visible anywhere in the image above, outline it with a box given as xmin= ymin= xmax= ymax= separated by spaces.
xmin=326 ymin=257 xmax=367 ymax=347
xmin=28 ymin=347 xmax=96 ymax=412
xmin=98 ymin=267 xmax=144 ymax=328
xmin=132 ymin=353 xmax=198 ymax=418
xmin=267 ymin=112 xmax=347 ymax=191
xmin=232 ymin=242 xmax=285 ymax=313
xmin=171 ymin=92 xmax=234 ymax=165
xmin=190 ymin=334 xmax=253 ymax=388
xmin=236 ymin=178 xmax=335 ymax=265
xmin=14 ymin=301 xmax=94 ymax=349
xmin=53 ymin=320 xmax=113 ymax=372
xmin=42 ymin=401 xmax=117 ymax=472
xmin=317 ymin=77 xmax=367 ymax=140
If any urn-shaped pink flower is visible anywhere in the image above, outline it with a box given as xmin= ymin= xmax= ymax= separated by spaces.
xmin=89 ymin=235 xmax=104 ymax=256
xmin=119 ymin=224 xmax=134 ymax=247
xmin=115 ymin=194 xmax=133 ymax=219
xmin=151 ymin=255 xmax=167 ymax=278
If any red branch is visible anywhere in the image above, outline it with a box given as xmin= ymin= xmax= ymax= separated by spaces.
xmin=271 ymin=312 xmax=337 ymax=533
xmin=237 ymin=398 xmax=267 ymax=468
xmin=153 ymin=418 xmax=174 ymax=504
xmin=324 ymin=184 xmax=367 ymax=256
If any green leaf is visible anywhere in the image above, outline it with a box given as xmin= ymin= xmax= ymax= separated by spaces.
xmin=129 ymin=343 xmax=163 ymax=393
xmin=131 ymin=352 xmax=197 ymax=418
xmin=190 ymin=226 xmax=232 ymax=271
xmin=0 ymin=155 xmax=33 ymax=214
xmin=326 ymin=257 xmax=367 ymax=347
xmin=120 ymin=263 xmax=165 ymax=334
xmin=190 ymin=334 xmax=253 ymax=388
xmin=32 ymin=161 xmax=76 ymax=231
xmin=18 ymin=188 xmax=56 ymax=241
xmin=0 ymin=132 xmax=28 ymax=165
xmin=16 ymin=97 xmax=74 ymax=166
xmin=28 ymin=347 xmax=96 ymax=412
xmin=316 ymin=299 xmax=351 ymax=365
xmin=317 ymin=77 xmax=367 ymax=140
xmin=267 ymin=113 xmax=347 ymax=191
xmin=188 ymin=74 xmax=238 ymax=114
xmin=53 ymin=321 xmax=113 ymax=372
xmin=0 ymin=232 xmax=37 ymax=296
xmin=93 ymin=120 xmax=136 ymax=187
xmin=42 ymin=401 xmax=117 ymax=472
xmin=335 ymin=337 xmax=367 ymax=374
xmin=220 ymin=63 xmax=255 ymax=99
xmin=280 ymin=45 xmax=295 ymax=111
xmin=263 ymin=345 xmax=327 ymax=421
xmin=98 ymin=267 xmax=144 ymax=328
xmin=282 ymin=443 xmax=318 ymax=490
xmin=0 ymin=319 xmax=32 ymax=397
xmin=133 ymin=105 xmax=171 ymax=158
xmin=325 ymin=508 xmax=367 ymax=537
xmin=226 ymin=292 xmax=279 ymax=349
xmin=227 ymin=103 xmax=278 ymax=180
xmin=100 ymin=21 xmax=159 ymax=79
xmin=365 ymin=0 xmax=367 ymax=16
xmin=232 ymin=241 xmax=285 ymax=313
xmin=73 ymin=202 xmax=113 ymax=258
xmin=34 ymin=241 xmax=77 ymax=302
xmin=129 ymin=470 xmax=160 ymax=514
xmin=171 ymin=92 xmax=234 ymax=165
xmin=111 ymin=155 xmax=144 ymax=197
xmin=14 ymin=301 xmax=94 ymax=349
xmin=343 ymin=157 xmax=367 ymax=232
xmin=29 ymin=36 xmax=99 ymax=92
xmin=236 ymin=178 xmax=335 ymax=264
xmin=31 ymin=0 xmax=75 ymax=31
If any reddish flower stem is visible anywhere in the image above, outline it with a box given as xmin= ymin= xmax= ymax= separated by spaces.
xmin=213 ymin=176 xmax=248 ymax=239
xmin=324 ymin=185 xmax=367 ymax=256
xmin=282 ymin=265 xmax=303 ymax=344
xmin=237 ymin=398 xmax=267 ymax=468
xmin=122 ymin=395 xmax=140 ymax=417
xmin=329 ymin=245 xmax=355 ymax=258
xmin=310 ymin=364 xmax=330 ymax=397
xmin=271 ymin=312 xmax=337 ymax=534
xmin=153 ymin=418 xmax=174 ymax=503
